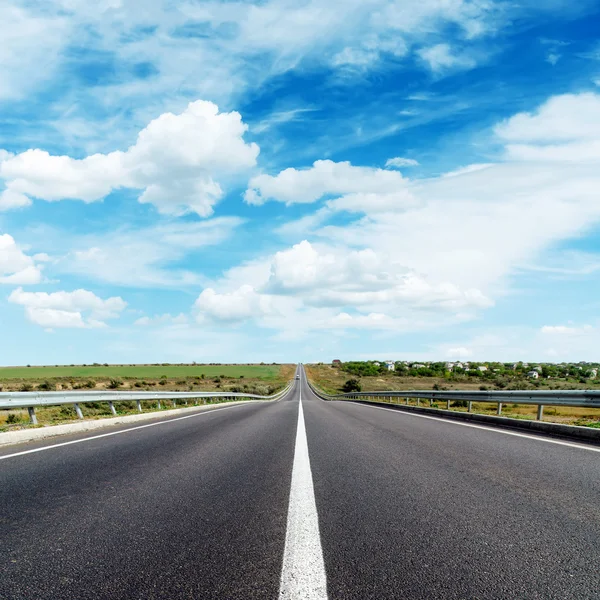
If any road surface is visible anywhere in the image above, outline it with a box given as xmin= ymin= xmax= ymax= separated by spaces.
xmin=2 ymin=366 xmax=599 ymax=599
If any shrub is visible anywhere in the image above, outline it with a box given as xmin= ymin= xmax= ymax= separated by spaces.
xmin=479 ymin=385 xmax=488 ymax=391
xmin=37 ymin=381 xmax=55 ymax=391
xmin=108 ymin=379 xmax=123 ymax=389
xmin=7 ymin=413 xmax=19 ymax=424
xmin=159 ymin=379 xmax=167 ymax=386
xmin=342 ymin=378 xmax=362 ymax=393
xmin=20 ymin=383 xmax=33 ymax=392
xmin=84 ymin=380 xmax=96 ymax=389
xmin=451 ymin=400 xmax=468 ymax=408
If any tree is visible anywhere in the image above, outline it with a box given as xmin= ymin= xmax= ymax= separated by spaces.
xmin=342 ymin=378 xmax=362 ymax=393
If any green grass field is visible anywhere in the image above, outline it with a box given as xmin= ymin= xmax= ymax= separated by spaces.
xmin=0 ymin=364 xmax=280 ymax=380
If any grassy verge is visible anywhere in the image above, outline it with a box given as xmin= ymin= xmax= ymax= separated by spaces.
xmin=0 ymin=363 xmax=295 ymax=431
xmin=306 ymin=364 xmax=600 ymax=428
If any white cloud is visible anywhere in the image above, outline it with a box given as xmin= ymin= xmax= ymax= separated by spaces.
xmin=417 ymin=43 xmax=477 ymax=73
xmin=134 ymin=313 xmax=188 ymax=327
xmin=0 ymin=234 xmax=44 ymax=284
xmin=385 ymin=157 xmax=419 ymax=168
xmin=245 ymin=160 xmax=408 ymax=206
xmin=0 ymin=5 xmax=67 ymax=100
xmin=194 ymin=285 xmax=272 ymax=322
xmin=0 ymin=101 xmax=259 ymax=216
xmin=232 ymin=91 xmax=600 ymax=340
xmin=46 ymin=217 xmax=243 ymax=287
xmin=9 ymin=287 xmax=127 ymax=328
xmin=540 ymin=325 xmax=594 ymax=335
xmin=446 ymin=347 xmax=472 ymax=358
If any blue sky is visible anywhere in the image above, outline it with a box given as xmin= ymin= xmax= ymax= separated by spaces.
xmin=1 ymin=0 xmax=600 ymax=365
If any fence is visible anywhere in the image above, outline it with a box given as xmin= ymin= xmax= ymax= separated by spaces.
xmin=0 ymin=383 xmax=293 ymax=425
xmin=308 ymin=382 xmax=600 ymax=421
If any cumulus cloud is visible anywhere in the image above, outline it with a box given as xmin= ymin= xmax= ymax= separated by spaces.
xmin=192 ymin=239 xmax=492 ymax=336
xmin=0 ymin=101 xmax=259 ymax=216
xmin=194 ymin=285 xmax=271 ymax=322
xmin=245 ymin=159 xmax=408 ymax=206
xmin=9 ymin=287 xmax=127 ymax=328
xmin=0 ymin=234 xmax=44 ymax=284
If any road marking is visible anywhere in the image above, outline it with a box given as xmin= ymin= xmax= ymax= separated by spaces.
xmin=279 ymin=379 xmax=328 ymax=600
xmin=0 ymin=403 xmax=258 ymax=461
xmin=343 ymin=401 xmax=600 ymax=453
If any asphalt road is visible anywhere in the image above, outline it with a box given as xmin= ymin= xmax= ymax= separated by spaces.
xmin=2 ymin=365 xmax=599 ymax=599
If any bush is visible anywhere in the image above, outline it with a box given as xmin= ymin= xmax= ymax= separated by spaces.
xmin=6 ymin=413 xmax=19 ymax=424
xmin=158 ymin=379 xmax=168 ymax=386
xmin=479 ymin=385 xmax=488 ymax=391
xmin=108 ymin=379 xmax=123 ymax=389
xmin=83 ymin=380 xmax=96 ymax=389
xmin=451 ymin=400 xmax=468 ymax=408
xmin=20 ymin=383 xmax=33 ymax=392
xmin=342 ymin=378 xmax=362 ymax=393
xmin=37 ymin=381 xmax=55 ymax=391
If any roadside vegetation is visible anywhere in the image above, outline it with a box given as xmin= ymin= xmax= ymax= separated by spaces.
xmin=0 ymin=363 xmax=295 ymax=431
xmin=306 ymin=362 xmax=600 ymax=428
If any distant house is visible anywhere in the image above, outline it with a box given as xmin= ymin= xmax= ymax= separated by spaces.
xmin=589 ymin=369 xmax=597 ymax=379
xmin=454 ymin=362 xmax=464 ymax=370
xmin=533 ymin=366 xmax=543 ymax=373
xmin=411 ymin=363 xmax=426 ymax=369
xmin=332 ymin=359 xmax=342 ymax=367
xmin=478 ymin=366 xmax=488 ymax=372
xmin=373 ymin=361 xmax=381 ymax=367
xmin=445 ymin=362 xmax=454 ymax=371
xmin=385 ymin=361 xmax=395 ymax=371
xmin=527 ymin=370 xmax=539 ymax=379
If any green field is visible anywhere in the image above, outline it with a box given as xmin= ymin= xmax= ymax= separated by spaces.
xmin=0 ymin=364 xmax=280 ymax=380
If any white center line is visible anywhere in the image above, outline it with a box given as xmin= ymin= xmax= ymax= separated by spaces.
xmin=279 ymin=377 xmax=328 ymax=600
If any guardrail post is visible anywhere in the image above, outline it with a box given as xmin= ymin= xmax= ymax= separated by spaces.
xmin=497 ymin=402 xmax=502 ymax=415
xmin=446 ymin=399 xmax=450 ymax=410
xmin=137 ymin=400 xmax=142 ymax=413
xmin=28 ymin=407 xmax=38 ymax=425
xmin=468 ymin=401 xmax=472 ymax=412
xmin=74 ymin=403 xmax=83 ymax=419
xmin=416 ymin=398 xmax=420 ymax=406
xmin=108 ymin=401 xmax=117 ymax=416
xmin=157 ymin=399 xmax=161 ymax=409
xmin=405 ymin=397 xmax=408 ymax=405
xmin=172 ymin=400 xmax=176 ymax=408
xmin=537 ymin=404 xmax=544 ymax=420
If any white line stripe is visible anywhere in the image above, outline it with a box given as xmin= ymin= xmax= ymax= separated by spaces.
xmin=0 ymin=403 xmax=255 ymax=461
xmin=279 ymin=379 xmax=328 ymax=600
xmin=343 ymin=401 xmax=600 ymax=453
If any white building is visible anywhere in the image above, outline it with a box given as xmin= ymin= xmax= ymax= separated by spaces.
xmin=478 ymin=366 xmax=488 ymax=372
xmin=527 ymin=370 xmax=539 ymax=379
xmin=373 ymin=361 xmax=381 ymax=367
xmin=445 ymin=362 xmax=454 ymax=371
xmin=589 ymin=369 xmax=597 ymax=379
xmin=385 ymin=361 xmax=395 ymax=371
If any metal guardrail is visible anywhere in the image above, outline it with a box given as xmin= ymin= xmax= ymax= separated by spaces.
xmin=0 ymin=383 xmax=293 ymax=425
xmin=307 ymin=381 xmax=600 ymax=421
